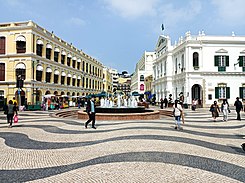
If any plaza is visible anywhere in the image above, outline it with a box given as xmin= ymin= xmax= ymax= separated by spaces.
xmin=0 ymin=107 xmax=244 ymax=182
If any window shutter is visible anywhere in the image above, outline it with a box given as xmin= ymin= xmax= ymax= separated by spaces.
xmin=239 ymin=56 xmax=243 ymax=67
xmin=225 ymin=56 xmax=229 ymax=66
xmin=226 ymin=87 xmax=230 ymax=99
xmin=240 ymin=87 xmax=244 ymax=99
xmin=215 ymin=87 xmax=219 ymax=99
xmin=214 ymin=56 xmax=219 ymax=66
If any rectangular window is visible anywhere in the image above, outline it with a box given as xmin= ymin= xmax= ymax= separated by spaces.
xmin=214 ymin=55 xmax=229 ymax=72
xmin=67 ymin=57 xmax=71 ymax=66
xmin=240 ymin=87 xmax=245 ymax=99
xmin=0 ymin=63 xmax=5 ymax=81
xmin=54 ymin=75 xmax=58 ymax=84
xmin=77 ymin=79 xmax=80 ymax=87
xmin=67 ymin=77 xmax=71 ymax=85
xmin=36 ymin=45 xmax=42 ymax=56
xmin=61 ymin=55 xmax=65 ymax=64
xmin=61 ymin=76 xmax=65 ymax=85
xmin=46 ymin=49 xmax=51 ymax=60
xmin=54 ymin=52 xmax=59 ymax=62
xmin=36 ymin=71 xmax=42 ymax=81
xmin=215 ymin=84 xmax=230 ymax=99
xmin=77 ymin=62 xmax=80 ymax=70
xmin=0 ymin=37 xmax=6 ymax=54
xmin=45 ymin=73 xmax=51 ymax=83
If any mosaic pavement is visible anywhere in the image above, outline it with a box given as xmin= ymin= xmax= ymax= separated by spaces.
xmin=0 ymin=107 xmax=244 ymax=182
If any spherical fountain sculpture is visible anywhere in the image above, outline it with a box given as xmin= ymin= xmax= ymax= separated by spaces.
xmin=78 ymin=93 xmax=160 ymax=121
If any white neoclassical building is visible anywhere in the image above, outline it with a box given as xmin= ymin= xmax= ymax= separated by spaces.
xmin=131 ymin=51 xmax=155 ymax=95
xmin=153 ymin=31 xmax=245 ymax=107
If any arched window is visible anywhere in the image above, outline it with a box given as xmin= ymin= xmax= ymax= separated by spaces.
xmin=54 ymin=70 xmax=59 ymax=84
xmin=61 ymin=51 xmax=66 ymax=64
xmin=67 ymin=54 xmax=71 ymax=66
xmin=0 ymin=63 xmax=5 ymax=81
xmin=193 ymin=52 xmax=199 ymax=68
xmin=77 ymin=59 xmax=81 ymax=70
xmin=15 ymin=63 xmax=26 ymax=80
xmin=72 ymin=75 xmax=76 ymax=86
xmin=67 ymin=73 xmax=71 ymax=85
xmin=36 ymin=39 xmax=43 ymax=56
xmin=45 ymin=67 xmax=52 ymax=83
xmin=16 ymin=36 xmax=26 ymax=53
xmin=46 ymin=44 xmax=52 ymax=60
xmin=36 ymin=64 xmax=43 ymax=81
xmin=77 ymin=76 xmax=81 ymax=87
xmin=54 ymin=47 xmax=60 ymax=62
xmin=72 ymin=57 xmax=76 ymax=68
xmin=61 ymin=71 xmax=66 ymax=85
xmin=0 ymin=37 xmax=6 ymax=54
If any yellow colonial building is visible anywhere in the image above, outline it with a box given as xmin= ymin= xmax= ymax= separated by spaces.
xmin=102 ymin=67 xmax=113 ymax=94
xmin=0 ymin=20 xmax=103 ymax=108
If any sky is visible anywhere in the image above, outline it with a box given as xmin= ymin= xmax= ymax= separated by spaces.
xmin=1 ymin=0 xmax=245 ymax=74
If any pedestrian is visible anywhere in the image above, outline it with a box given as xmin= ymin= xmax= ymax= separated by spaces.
xmin=234 ymin=97 xmax=243 ymax=120
xmin=77 ymin=98 xmax=81 ymax=109
xmin=85 ymin=96 xmax=96 ymax=129
xmin=210 ymin=101 xmax=220 ymax=121
xmin=173 ymin=100 xmax=184 ymax=130
xmin=163 ymin=96 xmax=168 ymax=108
xmin=160 ymin=98 xmax=164 ymax=109
xmin=192 ymin=99 xmax=197 ymax=111
xmin=5 ymin=100 xmax=18 ymax=128
xmin=221 ymin=99 xmax=230 ymax=121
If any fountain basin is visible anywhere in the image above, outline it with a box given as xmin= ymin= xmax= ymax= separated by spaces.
xmin=95 ymin=106 xmax=146 ymax=113
xmin=78 ymin=108 xmax=160 ymax=121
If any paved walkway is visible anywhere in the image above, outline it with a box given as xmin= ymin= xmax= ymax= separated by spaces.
xmin=0 ymin=107 xmax=244 ymax=182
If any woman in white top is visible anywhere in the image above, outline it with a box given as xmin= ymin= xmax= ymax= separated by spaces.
xmin=221 ymin=99 xmax=230 ymax=121
xmin=173 ymin=100 xmax=184 ymax=130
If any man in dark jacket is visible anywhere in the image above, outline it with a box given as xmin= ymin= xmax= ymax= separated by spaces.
xmin=85 ymin=96 xmax=96 ymax=129
xmin=234 ymin=97 xmax=243 ymax=120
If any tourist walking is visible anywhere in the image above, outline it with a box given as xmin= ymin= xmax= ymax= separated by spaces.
xmin=85 ymin=96 xmax=96 ymax=129
xmin=210 ymin=101 xmax=220 ymax=121
xmin=234 ymin=97 xmax=243 ymax=120
xmin=192 ymin=99 xmax=197 ymax=111
xmin=5 ymin=100 xmax=18 ymax=128
xmin=173 ymin=100 xmax=184 ymax=130
xmin=160 ymin=98 xmax=164 ymax=109
xmin=163 ymin=96 xmax=168 ymax=108
xmin=221 ymin=99 xmax=230 ymax=121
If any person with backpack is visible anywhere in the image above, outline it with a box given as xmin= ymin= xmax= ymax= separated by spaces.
xmin=234 ymin=97 xmax=243 ymax=120
xmin=210 ymin=101 xmax=220 ymax=121
xmin=173 ymin=100 xmax=184 ymax=130
xmin=5 ymin=100 xmax=18 ymax=128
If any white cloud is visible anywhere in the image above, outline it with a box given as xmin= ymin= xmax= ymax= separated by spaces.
xmin=211 ymin=0 xmax=245 ymax=24
xmin=158 ymin=0 xmax=202 ymax=26
xmin=103 ymin=0 xmax=159 ymax=19
xmin=69 ymin=17 xmax=86 ymax=26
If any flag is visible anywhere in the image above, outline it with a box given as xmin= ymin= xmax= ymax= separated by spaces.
xmin=161 ymin=24 xmax=164 ymax=31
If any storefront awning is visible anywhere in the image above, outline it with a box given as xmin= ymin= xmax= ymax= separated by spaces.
xmin=46 ymin=43 xmax=52 ymax=49
xmin=36 ymin=39 xmax=43 ymax=45
xmin=16 ymin=36 xmax=26 ymax=42
xmin=54 ymin=70 xmax=60 ymax=75
xmin=54 ymin=47 xmax=60 ymax=52
xmin=46 ymin=67 xmax=52 ymax=73
xmin=61 ymin=72 xmax=66 ymax=76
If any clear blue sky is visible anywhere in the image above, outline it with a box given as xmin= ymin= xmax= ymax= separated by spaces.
xmin=1 ymin=0 xmax=245 ymax=74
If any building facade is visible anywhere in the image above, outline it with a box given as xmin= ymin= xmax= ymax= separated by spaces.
xmin=153 ymin=32 xmax=245 ymax=107
xmin=0 ymin=21 xmax=104 ymax=106
xmin=102 ymin=67 xmax=113 ymax=94
xmin=131 ymin=51 xmax=155 ymax=95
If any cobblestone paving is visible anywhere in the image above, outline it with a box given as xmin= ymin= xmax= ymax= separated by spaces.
xmin=0 ymin=108 xmax=244 ymax=182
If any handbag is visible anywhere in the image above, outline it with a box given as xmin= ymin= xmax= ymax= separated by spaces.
xmin=14 ymin=115 xmax=18 ymax=123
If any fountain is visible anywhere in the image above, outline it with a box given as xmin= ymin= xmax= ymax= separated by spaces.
xmin=78 ymin=92 xmax=160 ymax=121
